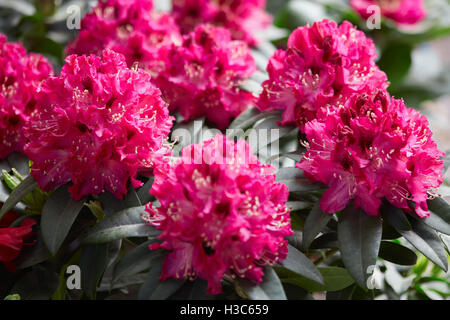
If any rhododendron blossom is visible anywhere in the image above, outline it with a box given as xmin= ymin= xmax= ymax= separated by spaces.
xmin=144 ymin=135 xmax=292 ymax=294
xmin=172 ymin=0 xmax=272 ymax=46
xmin=257 ymin=19 xmax=388 ymax=131
xmin=67 ymin=0 xmax=182 ymax=77
xmin=156 ymin=24 xmax=256 ymax=130
xmin=350 ymin=0 xmax=426 ymax=25
xmin=0 ymin=34 xmax=53 ymax=159
xmin=0 ymin=206 xmax=36 ymax=272
xmin=296 ymin=90 xmax=444 ymax=217
xmin=24 ymin=50 xmax=174 ymax=200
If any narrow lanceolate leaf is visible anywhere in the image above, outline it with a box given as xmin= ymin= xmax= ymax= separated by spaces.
xmin=280 ymin=245 xmax=323 ymax=284
xmin=381 ymin=203 xmax=411 ymax=232
xmin=302 ymin=202 xmax=332 ymax=251
xmin=276 ymin=167 xmax=323 ymax=193
xmin=113 ymin=240 xmax=164 ymax=282
xmin=241 ymin=267 xmax=287 ymax=300
xmin=378 ymin=241 xmax=417 ymax=266
xmin=0 ymin=175 xmax=37 ymax=220
xmin=7 ymin=152 xmax=30 ymax=177
xmin=275 ymin=267 xmax=355 ymax=293
xmin=83 ymin=206 xmax=160 ymax=244
xmin=425 ymin=197 xmax=450 ymax=235
xmin=398 ymin=219 xmax=448 ymax=272
xmin=80 ymin=244 xmax=108 ymax=299
xmin=138 ymin=257 xmax=185 ymax=300
xmin=337 ymin=205 xmax=382 ymax=289
xmin=41 ymin=185 xmax=85 ymax=256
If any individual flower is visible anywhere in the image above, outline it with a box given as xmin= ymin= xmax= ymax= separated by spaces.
xmin=66 ymin=0 xmax=182 ymax=77
xmin=144 ymin=135 xmax=292 ymax=294
xmin=24 ymin=50 xmax=174 ymax=200
xmin=296 ymin=90 xmax=444 ymax=217
xmin=257 ymin=19 xmax=388 ymax=131
xmin=0 ymin=206 xmax=36 ymax=272
xmin=350 ymin=0 xmax=426 ymax=25
xmin=156 ymin=24 xmax=256 ymax=130
xmin=0 ymin=34 xmax=53 ymax=159
xmin=172 ymin=0 xmax=272 ymax=46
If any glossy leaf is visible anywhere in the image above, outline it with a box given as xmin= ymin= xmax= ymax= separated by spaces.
xmin=337 ymin=205 xmax=382 ymax=289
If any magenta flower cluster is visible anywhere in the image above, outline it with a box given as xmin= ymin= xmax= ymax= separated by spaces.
xmin=155 ymin=24 xmax=256 ymax=130
xmin=0 ymin=34 xmax=53 ymax=159
xmin=257 ymin=19 xmax=388 ymax=130
xmin=145 ymin=135 xmax=292 ymax=294
xmin=296 ymin=90 xmax=443 ymax=217
xmin=350 ymin=0 xmax=426 ymax=25
xmin=24 ymin=50 xmax=174 ymax=200
xmin=66 ymin=0 xmax=182 ymax=77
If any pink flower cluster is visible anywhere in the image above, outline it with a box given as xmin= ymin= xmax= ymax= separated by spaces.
xmin=156 ymin=24 xmax=256 ymax=130
xmin=67 ymin=0 xmax=182 ymax=77
xmin=24 ymin=50 xmax=174 ymax=200
xmin=144 ymin=135 xmax=292 ymax=294
xmin=297 ymin=90 xmax=444 ymax=217
xmin=172 ymin=0 xmax=272 ymax=46
xmin=350 ymin=0 xmax=426 ymax=25
xmin=257 ymin=19 xmax=388 ymax=131
xmin=0 ymin=34 xmax=53 ymax=159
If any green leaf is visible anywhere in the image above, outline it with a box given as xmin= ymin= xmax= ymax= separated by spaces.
xmin=381 ymin=203 xmax=411 ymax=232
xmin=138 ymin=257 xmax=185 ymax=300
xmin=426 ymin=197 xmax=450 ymax=235
xmin=398 ymin=219 xmax=448 ymax=272
xmin=276 ymin=267 xmax=355 ymax=293
xmin=241 ymin=266 xmax=287 ymax=300
xmin=16 ymin=230 xmax=51 ymax=269
xmin=0 ymin=175 xmax=38 ymax=220
xmin=276 ymin=167 xmax=323 ymax=193
xmin=280 ymin=245 xmax=323 ymax=284
xmin=83 ymin=206 xmax=160 ymax=244
xmin=41 ymin=185 xmax=85 ymax=256
xmin=302 ymin=202 xmax=332 ymax=251
xmin=4 ymin=294 xmax=20 ymax=300
xmin=378 ymin=241 xmax=417 ymax=266
xmin=7 ymin=152 xmax=29 ymax=177
xmin=337 ymin=205 xmax=383 ymax=289
xmin=9 ymin=266 xmax=59 ymax=300
xmin=378 ymin=42 xmax=413 ymax=90
xmin=310 ymin=232 xmax=338 ymax=250
xmin=79 ymin=244 xmax=108 ymax=299
xmin=113 ymin=240 xmax=164 ymax=282
xmin=228 ymin=109 xmax=281 ymax=132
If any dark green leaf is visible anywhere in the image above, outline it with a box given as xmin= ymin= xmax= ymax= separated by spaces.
xmin=16 ymin=230 xmax=51 ymax=269
xmin=138 ymin=257 xmax=185 ymax=300
xmin=276 ymin=167 xmax=323 ymax=193
xmin=398 ymin=219 xmax=448 ymax=272
xmin=310 ymin=232 xmax=338 ymax=250
xmin=41 ymin=185 xmax=85 ymax=255
xmin=7 ymin=153 xmax=29 ymax=177
xmin=338 ymin=205 xmax=382 ymax=289
xmin=426 ymin=197 xmax=450 ymax=235
xmin=83 ymin=206 xmax=160 ymax=244
xmin=378 ymin=42 xmax=413 ymax=90
xmin=378 ymin=241 xmax=417 ymax=266
xmin=9 ymin=266 xmax=59 ymax=300
xmin=241 ymin=266 xmax=287 ymax=300
xmin=113 ymin=240 xmax=164 ymax=282
xmin=381 ymin=203 xmax=411 ymax=232
xmin=0 ymin=175 xmax=37 ymax=220
xmin=80 ymin=244 xmax=108 ymax=299
xmin=302 ymin=202 xmax=332 ymax=251
xmin=276 ymin=267 xmax=355 ymax=293
xmin=280 ymin=245 xmax=323 ymax=284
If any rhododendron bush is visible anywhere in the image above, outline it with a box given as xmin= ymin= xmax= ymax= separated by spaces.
xmin=0 ymin=0 xmax=449 ymax=302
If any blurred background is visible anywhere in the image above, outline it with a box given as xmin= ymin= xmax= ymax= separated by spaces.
xmin=0 ymin=0 xmax=449 ymax=299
